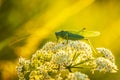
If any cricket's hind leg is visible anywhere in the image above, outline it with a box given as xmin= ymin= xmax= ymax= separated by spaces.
xmin=84 ymin=38 xmax=99 ymax=57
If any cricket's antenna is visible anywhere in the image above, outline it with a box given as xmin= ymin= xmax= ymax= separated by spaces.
xmin=78 ymin=27 xmax=86 ymax=33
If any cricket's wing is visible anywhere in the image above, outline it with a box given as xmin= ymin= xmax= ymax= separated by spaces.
xmin=79 ymin=31 xmax=100 ymax=37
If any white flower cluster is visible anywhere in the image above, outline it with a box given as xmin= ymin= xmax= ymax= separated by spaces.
xmin=97 ymin=48 xmax=115 ymax=62
xmin=16 ymin=40 xmax=118 ymax=80
xmin=67 ymin=72 xmax=89 ymax=80
xmin=94 ymin=57 xmax=118 ymax=73
xmin=51 ymin=50 xmax=72 ymax=66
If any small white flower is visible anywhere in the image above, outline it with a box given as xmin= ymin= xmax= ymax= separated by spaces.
xmin=18 ymin=57 xmax=25 ymax=65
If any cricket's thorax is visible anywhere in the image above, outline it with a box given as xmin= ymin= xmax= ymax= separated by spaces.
xmin=55 ymin=31 xmax=84 ymax=40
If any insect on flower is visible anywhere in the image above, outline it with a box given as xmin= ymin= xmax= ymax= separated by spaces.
xmin=55 ymin=28 xmax=100 ymax=42
xmin=55 ymin=28 xmax=100 ymax=55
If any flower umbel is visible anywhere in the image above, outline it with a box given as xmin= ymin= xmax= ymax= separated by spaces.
xmin=97 ymin=48 xmax=115 ymax=63
xmin=16 ymin=40 xmax=118 ymax=80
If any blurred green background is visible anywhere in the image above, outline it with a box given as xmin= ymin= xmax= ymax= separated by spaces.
xmin=0 ymin=0 xmax=120 ymax=80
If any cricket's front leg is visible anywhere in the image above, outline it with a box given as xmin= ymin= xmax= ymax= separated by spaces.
xmin=64 ymin=33 xmax=69 ymax=44
xmin=56 ymin=36 xmax=59 ymax=43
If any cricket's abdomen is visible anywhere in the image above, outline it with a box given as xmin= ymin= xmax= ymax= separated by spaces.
xmin=68 ymin=33 xmax=84 ymax=40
